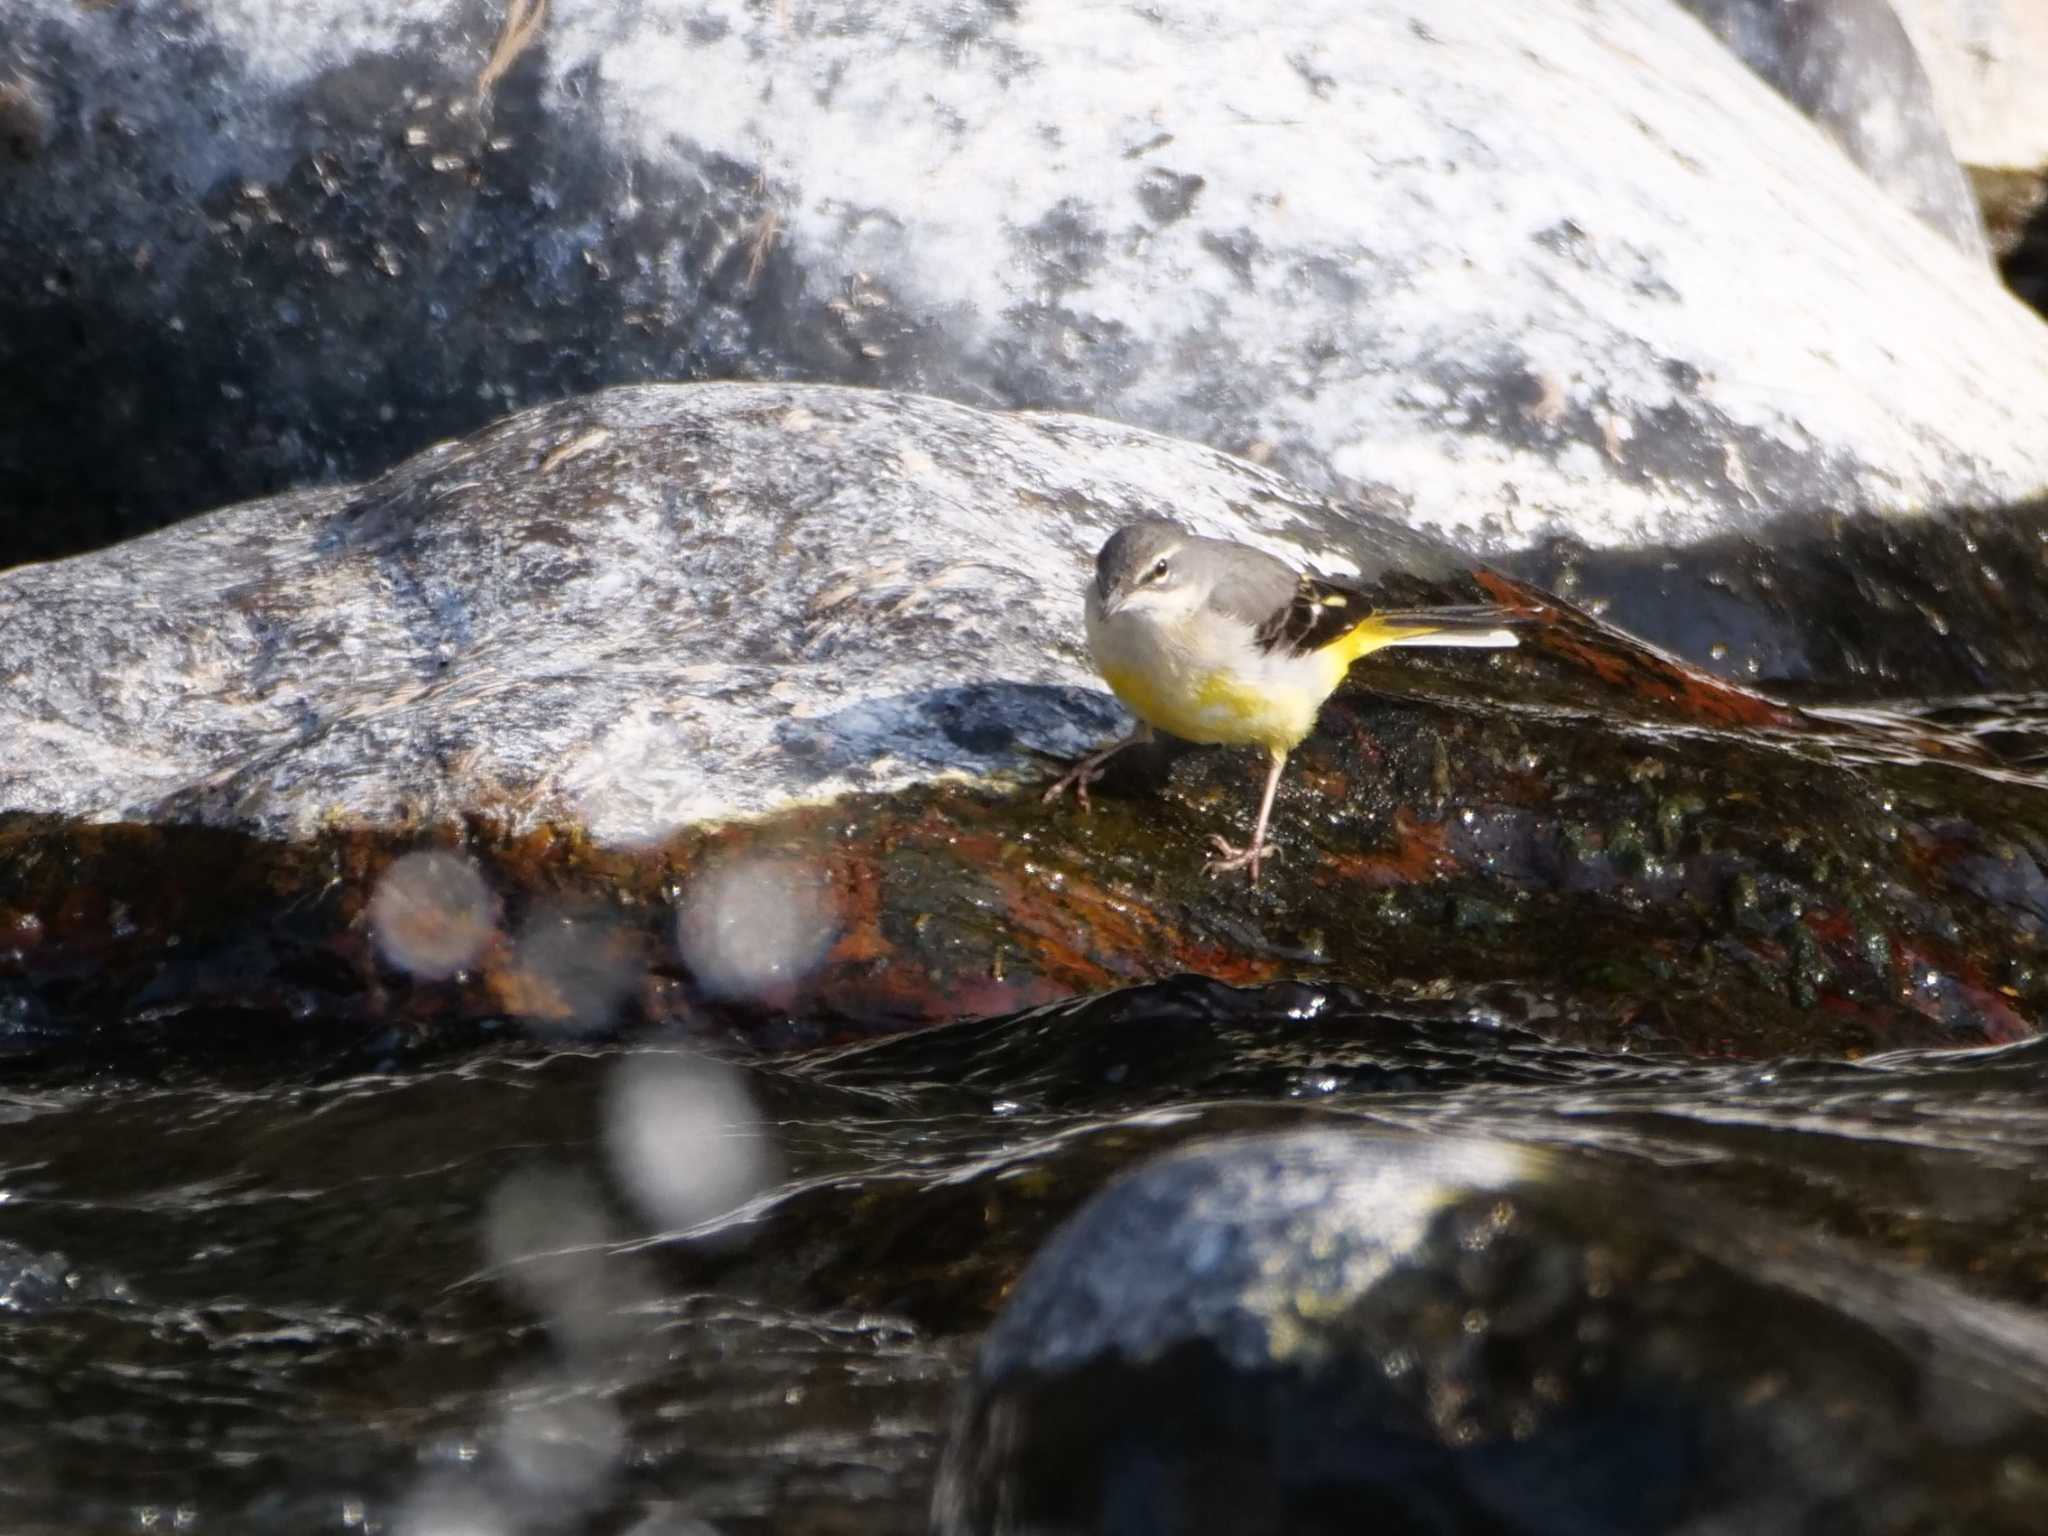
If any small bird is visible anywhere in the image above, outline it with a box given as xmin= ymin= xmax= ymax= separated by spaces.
xmin=1045 ymin=519 xmax=1523 ymax=884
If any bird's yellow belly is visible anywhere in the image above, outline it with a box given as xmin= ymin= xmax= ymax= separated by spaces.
xmin=1098 ymin=654 xmax=1340 ymax=751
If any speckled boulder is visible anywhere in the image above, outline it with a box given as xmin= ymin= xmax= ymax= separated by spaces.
xmin=5 ymin=0 xmax=2048 ymax=569
xmin=0 ymin=382 xmax=1450 ymax=842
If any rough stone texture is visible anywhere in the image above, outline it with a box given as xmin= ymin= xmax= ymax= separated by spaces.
xmin=0 ymin=383 xmax=1454 ymax=842
xmin=1889 ymin=0 xmax=2048 ymax=172
xmin=1675 ymin=0 xmax=1988 ymax=256
xmin=932 ymin=1130 xmax=2048 ymax=1535
xmin=5 ymin=0 xmax=2048 ymax=570
xmin=1879 ymin=0 xmax=2048 ymax=320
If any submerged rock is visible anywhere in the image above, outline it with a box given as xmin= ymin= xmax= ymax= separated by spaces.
xmin=932 ymin=1130 xmax=2048 ymax=1535
xmin=5 ymin=0 xmax=2048 ymax=568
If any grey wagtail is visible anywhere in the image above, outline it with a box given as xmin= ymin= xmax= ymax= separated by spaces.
xmin=1045 ymin=519 xmax=1523 ymax=884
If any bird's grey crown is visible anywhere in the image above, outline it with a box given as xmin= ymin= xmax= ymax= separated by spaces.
xmin=1093 ymin=519 xmax=1189 ymax=600
xmin=1093 ymin=520 xmax=1307 ymax=629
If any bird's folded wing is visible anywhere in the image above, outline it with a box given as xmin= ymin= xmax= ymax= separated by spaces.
xmin=1255 ymin=576 xmax=1528 ymax=657
xmin=1250 ymin=574 xmax=1384 ymax=656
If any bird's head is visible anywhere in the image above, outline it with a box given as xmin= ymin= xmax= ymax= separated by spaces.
xmin=1092 ymin=519 xmax=1205 ymax=621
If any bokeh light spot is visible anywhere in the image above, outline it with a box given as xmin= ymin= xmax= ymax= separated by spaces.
xmin=369 ymin=849 xmax=495 ymax=980
xmin=674 ymin=857 xmax=835 ymax=1002
xmin=606 ymin=1053 xmax=779 ymax=1235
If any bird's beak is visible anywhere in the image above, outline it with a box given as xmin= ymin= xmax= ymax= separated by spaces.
xmin=1099 ymin=588 xmax=1127 ymax=618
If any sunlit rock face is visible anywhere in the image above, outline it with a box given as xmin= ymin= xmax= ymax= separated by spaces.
xmin=0 ymin=381 xmax=1428 ymax=842
xmin=6 ymin=0 xmax=2048 ymax=569
xmin=1887 ymin=0 xmax=2048 ymax=173
xmin=933 ymin=1130 xmax=2048 ymax=1535
xmin=1673 ymin=0 xmax=1988 ymax=256
xmin=1883 ymin=0 xmax=2048 ymax=322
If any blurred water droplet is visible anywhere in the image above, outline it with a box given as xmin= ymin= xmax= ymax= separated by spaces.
xmin=391 ymin=1479 xmax=513 ymax=1536
xmin=494 ymin=1384 xmax=624 ymax=1508
xmin=369 ymin=850 xmax=494 ymax=979
xmin=606 ymin=1053 xmax=779 ymax=1234
xmin=620 ymin=1515 xmax=726 ymax=1536
xmin=674 ymin=858 xmax=834 ymax=1002
xmin=482 ymin=1167 xmax=648 ymax=1358
xmin=495 ymin=905 xmax=639 ymax=1036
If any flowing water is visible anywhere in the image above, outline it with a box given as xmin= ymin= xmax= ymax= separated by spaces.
xmin=6 ymin=698 xmax=2048 ymax=1533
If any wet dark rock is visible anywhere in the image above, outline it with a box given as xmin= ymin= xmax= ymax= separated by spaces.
xmin=1978 ymin=167 xmax=2048 ymax=319
xmin=676 ymin=986 xmax=2048 ymax=1336
xmin=0 ymin=1239 xmax=130 ymax=1312
xmin=0 ymin=73 xmax=43 ymax=166
xmin=3 ymin=385 xmax=2048 ymax=1062
xmin=798 ymin=977 xmax=1596 ymax=1115
xmin=6 ymin=0 xmax=2048 ymax=569
xmin=932 ymin=1129 xmax=2048 ymax=1535
xmin=7 ymin=977 xmax=2048 ymax=1529
xmin=1676 ymin=0 xmax=1988 ymax=256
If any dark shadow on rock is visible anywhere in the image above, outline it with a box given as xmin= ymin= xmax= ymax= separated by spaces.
xmin=774 ymin=683 xmax=1129 ymax=778
xmin=1997 ymin=174 xmax=2048 ymax=319
xmin=1496 ymin=496 xmax=2048 ymax=698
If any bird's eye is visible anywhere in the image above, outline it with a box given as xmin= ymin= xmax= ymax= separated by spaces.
xmin=1149 ymin=558 xmax=1170 ymax=581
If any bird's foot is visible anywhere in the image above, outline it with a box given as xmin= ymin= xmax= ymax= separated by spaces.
xmin=1042 ymin=755 xmax=1109 ymax=812
xmin=1204 ymin=833 xmax=1278 ymax=884
xmin=1041 ymin=726 xmax=1151 ymax=813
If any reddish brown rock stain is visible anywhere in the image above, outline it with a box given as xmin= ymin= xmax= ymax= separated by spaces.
xmin=1320 ymin=810 xmax=1459 ymax=888
xmin=1475 ymin=571 xmax=1799 ymax=730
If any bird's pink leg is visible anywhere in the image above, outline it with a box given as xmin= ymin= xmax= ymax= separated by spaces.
xmin=1205 ymin=748 xmax=1288 ymax=884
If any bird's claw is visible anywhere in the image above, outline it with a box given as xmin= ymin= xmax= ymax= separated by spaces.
xmin=1204 ymin=833 xmax=1278 ymax=883
xmin=1041 ymin=727 xmax=1151 ymax=814
xmin=1042 ymin=758 xmax=1107 ymax=812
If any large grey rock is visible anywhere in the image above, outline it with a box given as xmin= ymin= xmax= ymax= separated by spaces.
xmin=0 ymin=383 xmax=1459 ymax=843
xmin=5 ymin=0 xmax=2048 ymax=569
xmin=1676 ymin=0 xmax=1989 ymax=256
xmin=933 ymin=1130 xmax=2048 ymax=1534
xmin=9 ymin=381 xmax=2048 ymax=859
